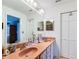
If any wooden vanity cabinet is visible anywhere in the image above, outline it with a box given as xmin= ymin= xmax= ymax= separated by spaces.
xmin=36 ymin=43 xmax=54 ymax=59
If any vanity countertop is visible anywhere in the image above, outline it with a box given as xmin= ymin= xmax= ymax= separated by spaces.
xmin=3 ymin=37 xmax=55 ymax=59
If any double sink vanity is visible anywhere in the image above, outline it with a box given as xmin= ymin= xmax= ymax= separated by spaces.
xmin=3 ymin=37 xmax=55 ymax=59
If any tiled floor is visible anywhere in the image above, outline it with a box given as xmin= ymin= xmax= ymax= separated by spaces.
xmin=59 ymin=58 xmax=68 ymax=59
xmin=60 ymin=58 xmax=66 ymax=59
xmin=59 ymin=58 xmax=69 ymax=59
xmin=59 ymin=56 xmax=69 ymax=59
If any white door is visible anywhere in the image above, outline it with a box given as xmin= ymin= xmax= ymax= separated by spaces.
xmin=61 ymin=13 xmax=69 ymax=58
xmin=68 ymin=12 xmax=77 ymax=59
xmin=61 ymin=11 xmax=77 ymax=59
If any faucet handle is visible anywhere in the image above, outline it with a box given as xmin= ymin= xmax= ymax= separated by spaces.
xmin=20 ymin=43 xmax=26 ymax=50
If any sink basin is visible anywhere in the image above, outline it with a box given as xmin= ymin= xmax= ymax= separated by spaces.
xmin=43 ymin=39 xmax=52 ymax=42
xmin=19 ymin=47 xmax=38 ymax=57
xmin=43 ymin=40 xmax=51 ymax=42
xmin=42 ymin=37 xmax=53 ymax=42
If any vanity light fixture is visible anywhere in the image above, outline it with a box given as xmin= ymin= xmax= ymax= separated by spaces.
xmin=22 ymin=0 xmax=37 ymax=7
xmin=22 ymin=0 xmax=38 ymax=11
xmin=22 ymin=0 xmax=44 ymax=15
xmin=39 ymin=8 xmax=44 ymax=15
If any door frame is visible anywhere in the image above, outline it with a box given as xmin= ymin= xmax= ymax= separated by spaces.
xmin=60 ymin=10 xmax=77 ymax=56
xmin=7 ymin=14 xmax=20 ymax=43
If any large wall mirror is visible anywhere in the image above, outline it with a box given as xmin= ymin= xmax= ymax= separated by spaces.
xmin=37 ymin=20 xmax=54 ymax=31
xmin=46 ymin=21 xmax=54 ymax=31
xmin=37 ymin=21 xmax=44 ymax=31
xmin=7 ymin=15 xmax=20 ymax=44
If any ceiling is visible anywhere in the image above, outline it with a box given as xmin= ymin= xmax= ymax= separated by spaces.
xmin=3 ymin=0 xmax=76 ymax=19
xmin=35 ymin=0 xmax=76 ymax=18
xmin=2 ymin=0 xmax=37 ymax=15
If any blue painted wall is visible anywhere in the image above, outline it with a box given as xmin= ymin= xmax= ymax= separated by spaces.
xmin=7 ymin=15 xmax=20 ymax=43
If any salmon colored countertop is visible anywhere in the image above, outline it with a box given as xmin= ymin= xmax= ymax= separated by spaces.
xmin=3 ymin=37 xmax=55 ymax=59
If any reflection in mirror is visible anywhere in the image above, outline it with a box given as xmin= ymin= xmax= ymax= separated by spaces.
xmin=37 ymin=21 xmax=44 ymax=31
xmin=7 ymin=15 xmax=20 ymax=44
xmin=46 ymin=21 xmax=54 ymax=31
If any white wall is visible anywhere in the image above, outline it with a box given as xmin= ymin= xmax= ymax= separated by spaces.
xmin=2 ymin=5 xmax=31 ymax=47
xmin=31 ymin=0 xmax=77 ymax=56
xmin=50 ymin=0 xmax=77 ymax=52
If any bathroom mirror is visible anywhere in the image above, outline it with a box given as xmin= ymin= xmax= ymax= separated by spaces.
xmin=7 ymin=15 xmax=20 ymax=44
xmin=46 ymin=21 xmax=54 ymax=31
xmin=37 ymin=21 xmax=44 ymax=31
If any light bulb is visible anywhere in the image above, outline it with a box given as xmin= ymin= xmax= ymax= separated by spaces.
xmin=33 ymin=2 xmax=37 ymax=7
xmin=39 ymin=9 xmax=44 ymax=14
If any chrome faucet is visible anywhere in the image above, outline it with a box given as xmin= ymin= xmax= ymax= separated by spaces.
xmin=37 ymin=34 xmax=42 ymax=43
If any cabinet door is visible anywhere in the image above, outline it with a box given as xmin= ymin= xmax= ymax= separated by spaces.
xmin=40 ymin=50 xmax=46 ymax=59
xmin=46 ymin=46 xmax=51 ymax=59
xmin=53 ymin=42 xmax=59 ymax=59
xmin=51 ymin=43 xmax=53 ymax=59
